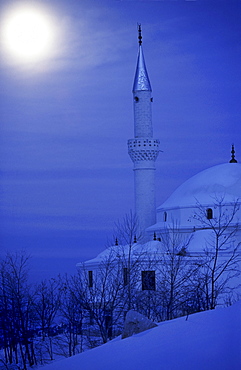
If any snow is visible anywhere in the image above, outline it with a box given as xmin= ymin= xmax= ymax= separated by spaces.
xmin=79 ymin=240 xmax=161 ymax=266
xmin=41 ymin=301 xmax=241 ymax=370
xmin=121 ymin=309 xmax=157 ymax=339
xmin=158 ymin=163 xmax=241 ymax=209
xmin=187 ymin=229 xmax=215 ymax=253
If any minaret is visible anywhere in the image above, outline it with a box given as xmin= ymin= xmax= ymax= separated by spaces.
xmin=128 ymin=25 xmax=160 ymax=235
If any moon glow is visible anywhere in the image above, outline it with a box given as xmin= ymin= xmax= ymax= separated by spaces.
xmin=1 ymin=5 xmax=55 ymax=63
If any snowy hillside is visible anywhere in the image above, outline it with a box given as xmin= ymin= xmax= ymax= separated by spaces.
xmin=42 ymin=302 xmax=241 ymax=370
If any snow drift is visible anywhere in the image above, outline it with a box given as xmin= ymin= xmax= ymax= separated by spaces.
xmin=42 ymin=301 xmax=241 ymax=370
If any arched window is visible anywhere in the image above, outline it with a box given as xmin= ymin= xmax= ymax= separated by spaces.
xmin=163 ymin=211 xmax=167 ymax=222
xmin=206 ymin=208 xmax=213 ymax=220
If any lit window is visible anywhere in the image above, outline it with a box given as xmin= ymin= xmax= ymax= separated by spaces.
xmin=206 ymin=208 xmax=213 ymax=220
xmin=142 ymin=271 xmax=156 ymax=291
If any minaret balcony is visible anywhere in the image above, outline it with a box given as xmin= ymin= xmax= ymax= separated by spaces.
xmin=128 ymin=138 xmax=160 ymax=162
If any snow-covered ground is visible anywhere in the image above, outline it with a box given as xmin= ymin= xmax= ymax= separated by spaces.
xmin=41 ymin=301 xmax=241 ymax=370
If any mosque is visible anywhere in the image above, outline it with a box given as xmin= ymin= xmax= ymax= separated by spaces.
xmin=77 ymin=27 xmax=241 ymax=303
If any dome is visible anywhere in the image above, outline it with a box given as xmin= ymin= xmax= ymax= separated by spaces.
xmin=157 ymin=163 xmax=241 ymax=210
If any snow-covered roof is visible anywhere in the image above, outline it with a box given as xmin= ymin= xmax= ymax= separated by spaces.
xmin=187 ymin=229 xmax=217 ymax=254
xmin=158 ymin=163 xmax=241 ymax=210
xmin=77 ymin=240 xmax=163 ymax=268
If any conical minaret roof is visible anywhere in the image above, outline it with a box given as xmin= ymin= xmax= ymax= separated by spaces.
xmin=132 ymin=26 xmax=152 ymax=92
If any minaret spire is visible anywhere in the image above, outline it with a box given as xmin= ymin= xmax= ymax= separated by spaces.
xmin=230 ymin=144 xmax=238 ymax=163
xmin=128 ymin=27 xmax=160 ymax=236
xmin=133 ymin=25 xmax=151 ymax=93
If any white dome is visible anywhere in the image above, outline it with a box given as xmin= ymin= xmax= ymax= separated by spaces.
xmin=158 ymin=163 xmax=241 ymax=210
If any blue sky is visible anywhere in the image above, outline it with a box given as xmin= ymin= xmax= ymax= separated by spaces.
xmin=1 ymin=0 xmax=241 ymax=281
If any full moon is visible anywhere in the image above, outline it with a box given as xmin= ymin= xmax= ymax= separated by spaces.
xmin=1 ymin=5 xmax=55 ymax=63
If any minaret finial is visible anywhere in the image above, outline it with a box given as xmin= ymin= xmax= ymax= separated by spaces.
xmin=230 ymin=144 xmax=238 ymax=163
xmin=138 ymin=24 xmax=142 ymax=46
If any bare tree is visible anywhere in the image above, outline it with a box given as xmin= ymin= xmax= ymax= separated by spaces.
xmin=34 ymin=277 xmax=63 ymax=362
xmin=0 ymin=252 xmax=36 ymax=370
xmin=56 ymin=275 xmax=85 ymax=357
xmin=114 ymin=210 xmax=144 ymax=311
xmin=112 ymin=212 xmax=196 ymax=322
xmin=193 ymin=196 xmax=241 ymax=309
xmin=70 ymin=212 xmax=152 ymax=346
xmin=155 ymin=223 xmax=195 ymax=320
xmin=76 ymin=248 xmax=127 ymax=344
xmin=35 ymin=278 xmax=62 ymax=340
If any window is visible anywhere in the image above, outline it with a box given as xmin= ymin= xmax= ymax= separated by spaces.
xmin=88 ymin=270 xmax=93 ymax=288
xmin=123 ymin=267 xmax=129 ymax=286
xmin=104 ymin=310 xmax=112 ymax=339
xmin=164 ymin=211 xmax=167 ymax=222
xmin=89 ymin=310 xmax=94 ymax=325
xmin=206 ymin=208 xmax=213 ymax=220
xmin=142 ymin=271 xmax=156 ymax=291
